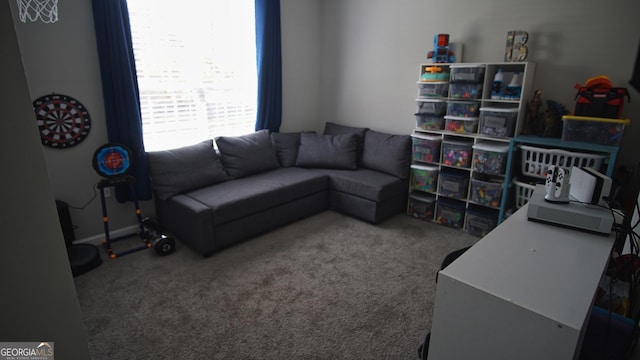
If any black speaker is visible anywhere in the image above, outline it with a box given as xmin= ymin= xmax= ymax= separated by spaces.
xmin=56 ymin=200 xmax=75 ymax=247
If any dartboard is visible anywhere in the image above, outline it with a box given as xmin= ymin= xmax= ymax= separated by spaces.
xmin=92 ymin=143 xmax=132 ymax=178
xmin=33 ymin=94 xmax=91 ymax=148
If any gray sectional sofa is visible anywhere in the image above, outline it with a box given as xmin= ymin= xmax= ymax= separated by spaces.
xmin=147 ymin=122 xmax=411 ymax=256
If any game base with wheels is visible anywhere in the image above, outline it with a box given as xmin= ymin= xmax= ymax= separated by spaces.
xmin=93 ymin=143 xmax=176 ymax=258
xmin=142 ymin=217 xmax=176 ymax=256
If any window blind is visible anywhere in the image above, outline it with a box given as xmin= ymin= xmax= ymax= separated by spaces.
xmin=127 ymin=0 xmax=257 ymax=151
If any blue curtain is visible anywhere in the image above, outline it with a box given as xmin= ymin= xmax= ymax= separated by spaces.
xmin=254 ymin=0 xmax=282 ymax=132
xmin=92 ymin=0 xmax=151 ymax=202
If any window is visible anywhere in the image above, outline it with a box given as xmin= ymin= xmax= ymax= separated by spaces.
xmin=127 ymin=0 xmax=257 ymax=151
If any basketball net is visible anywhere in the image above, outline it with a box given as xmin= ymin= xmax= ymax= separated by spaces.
xmin=16 ymin=0 xmax=59 ymax=23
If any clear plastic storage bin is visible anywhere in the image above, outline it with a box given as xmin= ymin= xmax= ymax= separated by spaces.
xmin=449 ymin=83 xmax=483 ymax=100
xmin=479 ymin=107 xmax=519 ymax=138
xmin=442 ymin=139 xmax=473 ymax=168
xmin=561 ymin=115 xmax=630 ymax=146
xmin=465 ymin=207 xmax=498 ymax=237
xmin=412 ymin=134 xmax=441 ymax=163
xmin=417 ymin=81 xmax=449 ymax=98
xmin=449 ymin=64 xmax=486 ymax=83
xmin=436 ymin=198 xmax=466 ymax=229
xmin=470 ymin=177 xmax=503 ymax=208
xmin=438 ymin=171 xmax=470 ymax=200
xmin=407 ymin=192 xmax=436 ymax=220
xmin=471 ymin=142 xmax=510 ymax=175
xmin=417 ymin=99 xmax=447 ymax=115
xmin=415 ymin=114 xmax=445 ymax=130
xmin=447 ymin=101 xmax=480 ymax=118
xmin=410 ymin=164 xmax=438 ymax=192
xmin=445 ymin=115 xmax=479 ymax=134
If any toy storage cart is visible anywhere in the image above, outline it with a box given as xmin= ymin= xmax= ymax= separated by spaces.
xmin=499 ymin=135 xmax=621 ymax=222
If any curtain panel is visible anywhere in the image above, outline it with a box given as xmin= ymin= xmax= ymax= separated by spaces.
xmin=92 ymin=0 xmax=151 ymax=201
xmin=254 ymin=0 xmax=283 ymax=132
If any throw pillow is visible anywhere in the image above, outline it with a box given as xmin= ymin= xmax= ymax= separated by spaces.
xmin=147 ymin=139 xmax=228 ymax=200
xmin=323 ymin=122 xmax=369 ymax=160
xmin=215 ymin=129 xmax=280 ymax=179
xmin=270 ymin=132 xmax=301 ymax=167
xmin=361 ymin=130 xmax=411 ymax=179
xmin=295 ymin=132 xmax=358 ymax=170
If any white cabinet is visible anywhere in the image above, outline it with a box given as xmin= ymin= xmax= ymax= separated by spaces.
xmin=427 ymin=205 xmax=614 ymax=360
xmin=408 ymin=62 xmax=536 ymax=236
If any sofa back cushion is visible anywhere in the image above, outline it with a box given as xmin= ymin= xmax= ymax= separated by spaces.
xmin=270 ymin=132 xmax=301 ymax=167
xmin=361 ymin=130 xmax=411 ymax=179
xmin=295 ymin=132 xmax=358 ymax=170
xmin=323 ymin=122 xmax=368 ymax=161
xmin=215 ymin=129 xmax=280 ymax=179
xmin=147 ymin=139 xmax=228 ymax=200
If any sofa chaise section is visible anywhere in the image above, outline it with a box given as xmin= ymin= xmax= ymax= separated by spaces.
xmin=312 ymin=168 xmax=409 ymax=224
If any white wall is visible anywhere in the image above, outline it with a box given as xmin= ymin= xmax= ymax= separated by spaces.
xmin=281 ymin=0 xmax=323 ymax=133
xmin=9 ymin=0 xmax=156 ymax=240
xmin=318 ymin=0 xmax=640 ymax=171
xmin=9 ymin=0 xmax=640 ymax=239
xmin=0 ymin=2 xmax=90 ymax=358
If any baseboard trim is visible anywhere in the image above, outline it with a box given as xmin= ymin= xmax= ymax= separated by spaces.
xmin=75 ymin=224 xmax=140 ymax=246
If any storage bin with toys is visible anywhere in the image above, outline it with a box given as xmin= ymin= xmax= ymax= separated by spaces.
xmin=472 ymin=142 xmax=510 ymax=176
xmin=417 ymin=98 xmax=447 ymax=115
xmin=449 ymin=64 xmax=486 ymax=83
xmin=438 ymin=170 xmax=470 ymax=200
xmin=470 ymin=175 xmax=503 ymax=209
xmin=465 ymin=206 xmax=499 ymax=237
xmin=411 ymin=134 xmax=441 ymax=163
xmin=561 ymin=115 xmax=630 ymax=146
xmin=436 ymin=198 xmax=466 ymax=229
xmin=442 ymin=138 xmax=473 ymax=168
xmin=447 ymin=101 xmax=480 ymax=118
xmin=445 ymin=115 xmax=479 ymax=134
xmin=415 ymin=114 xmax=445 ymax=130
xmin=479 ymin=107 xmax=519 ymax=138
xmin=407 ymin=192 xmax=436 ymax=221
xmin=417 ymin=81 xmax=449 ymax=98
xmin=410 ymin=164 xmax=439 ymax=192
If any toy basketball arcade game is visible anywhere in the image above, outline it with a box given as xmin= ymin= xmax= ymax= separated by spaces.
xmin=93 ymin=143 xmax=175 ymax=258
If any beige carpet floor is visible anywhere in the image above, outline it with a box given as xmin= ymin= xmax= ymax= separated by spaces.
xmin=74 ymin=211 xmax=478 ymax=359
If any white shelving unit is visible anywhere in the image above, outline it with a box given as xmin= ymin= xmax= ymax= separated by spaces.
xmin=408 ymin=62 xmax=536 ymax=235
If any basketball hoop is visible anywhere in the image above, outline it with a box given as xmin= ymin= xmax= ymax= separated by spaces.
xmin=16 ymin=0 xmax=58 ymax=23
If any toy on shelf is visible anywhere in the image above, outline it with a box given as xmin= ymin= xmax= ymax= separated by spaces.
xmin=427 ymin=34 xmax=455 ymax=63
xmin=421 ymin=65 xmax=450 ymax=81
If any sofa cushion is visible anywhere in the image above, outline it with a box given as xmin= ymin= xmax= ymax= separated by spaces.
xmin=295 ymin=133 xmax=358 ymax=170
xmin=323 ymin=122 xmax=368 ymax=160
xmin=312 ymin=168 xmax=408 ymax=202
xmin=361 ymin=130 xmax=411 ymax=179
xmin=147 ymin=140 xmax=228 ymax=200
xmin=183 ymin=167 xmax=328 ymax=226
xmin=270 ymin=132 xmax=301 ymax=167
xmin=215 ymin=129 xmax=280 ymax=179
